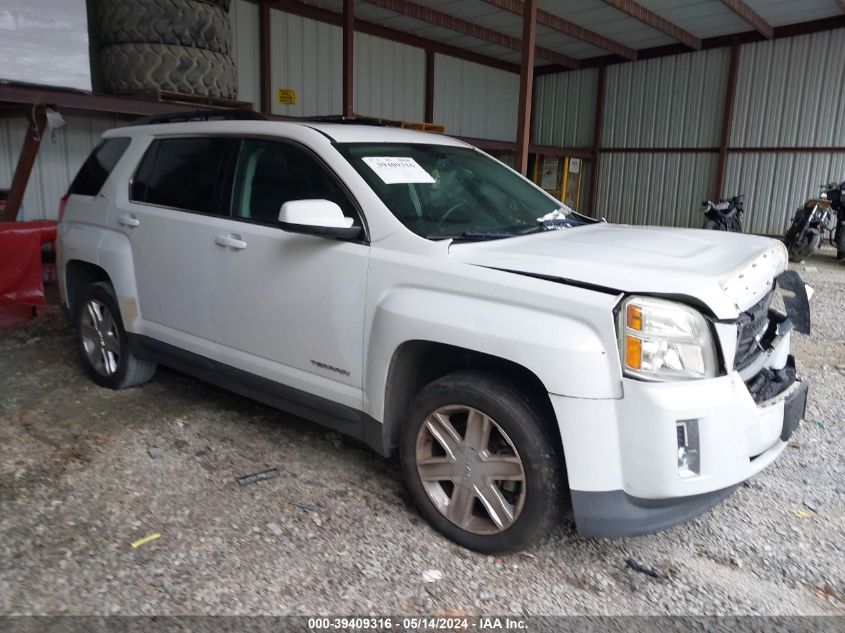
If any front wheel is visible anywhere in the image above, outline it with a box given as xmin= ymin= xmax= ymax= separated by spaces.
xmin=400 ymin=371 xmax=564 ymax=553
xmin=75 ymin=282 xmax=157 ymax=389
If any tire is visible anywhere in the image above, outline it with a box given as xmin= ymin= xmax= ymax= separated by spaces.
xmin=194 ymin=0 xmax=231 ymax=10
xmin=74 ymin=282 xmax=158 ymax=390
xmin=96 ymin=0 xmax=231 ymax=56
xmin=399 ymin=371 xmax=564 ymax=553
xmin=99 ymin=43 xmax=238 ymax=99
xmin=787 ymin=232 xmax=821 ymax=263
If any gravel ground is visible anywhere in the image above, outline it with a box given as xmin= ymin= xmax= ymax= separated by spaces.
xmin=0 ymin=250 xmax=843 ymax=616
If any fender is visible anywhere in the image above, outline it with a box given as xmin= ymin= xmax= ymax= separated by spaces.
xmin=60 ymin=222 xmax=142 ymax=333
xmin=364 ymin=281 xmax=624 ymax=424
xmin=96 ymin=229 xmax=142 ymax=331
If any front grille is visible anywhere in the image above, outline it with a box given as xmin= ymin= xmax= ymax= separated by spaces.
xmin=734 ymin=290 xmax=774 ymax=370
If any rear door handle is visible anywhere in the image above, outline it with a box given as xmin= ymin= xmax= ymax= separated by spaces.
xmin=215 ymin=234 xmax=247 ymax=250
xmin=117 ymin=214 xmax=140 ymax=227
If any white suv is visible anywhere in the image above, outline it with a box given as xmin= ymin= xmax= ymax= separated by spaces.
xmin=57 ymin=112 xmax=810 ymax=552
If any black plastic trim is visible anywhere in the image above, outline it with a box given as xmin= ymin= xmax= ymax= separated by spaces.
xmin=127 ymin=334 xmax=388 ymax=456
xmin=570 ymin=485 xmax=738 ymax=538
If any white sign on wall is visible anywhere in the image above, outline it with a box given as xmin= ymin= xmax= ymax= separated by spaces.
xmin=0 ymin=0 xmax=92 ymax=92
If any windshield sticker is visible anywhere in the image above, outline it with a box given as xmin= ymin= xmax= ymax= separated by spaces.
xmin=362 ymin=157 xmax=436 ymax=185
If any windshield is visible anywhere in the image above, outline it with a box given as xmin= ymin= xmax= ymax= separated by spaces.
xmin=338 ymin=143 xmax=589 ymax=240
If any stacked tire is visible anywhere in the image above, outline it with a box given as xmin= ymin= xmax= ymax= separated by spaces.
xmin=95 ymin=0 xmax=238 ymax=100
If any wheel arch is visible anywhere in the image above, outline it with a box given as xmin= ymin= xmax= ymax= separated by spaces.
xmin=380 ymin=340 xmax=561 ymax=460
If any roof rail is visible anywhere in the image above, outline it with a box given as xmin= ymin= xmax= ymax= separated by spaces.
xmin=130 ymin=109 xmax=267 ymax=126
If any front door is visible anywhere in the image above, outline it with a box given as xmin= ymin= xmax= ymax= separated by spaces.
xmin=209 ymin=138 xmax=369 ymax=411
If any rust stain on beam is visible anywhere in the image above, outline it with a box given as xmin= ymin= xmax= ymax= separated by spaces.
xmin=719 ymin=0 xmax=773 ymax=39
xmin=601 ymin=0 xmax=701 ymax=50
xmin=481 ymin=0 xmax=636 ymax=60
xmin=363 ymin=0 xmax=579 ymax=68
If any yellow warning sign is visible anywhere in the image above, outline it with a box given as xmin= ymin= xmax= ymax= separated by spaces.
xmin=276 ymin=88 xmax=296 ymax=105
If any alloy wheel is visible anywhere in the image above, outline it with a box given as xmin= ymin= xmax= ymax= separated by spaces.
xmin=415 ymin=405 xmax=526 ymax=535
xmin=80 ymin=299 xmax=121 ymax=376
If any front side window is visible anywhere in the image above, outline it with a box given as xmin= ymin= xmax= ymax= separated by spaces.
xmin=338 ymin=143 xmax=586 ymax=240
xmin=69 ymin=137 xmax=130 ymax=196
xmin=231 ymin=139 xmax=358 ymax=225
xmin=130 ymin=137 xmax=231 ymax=214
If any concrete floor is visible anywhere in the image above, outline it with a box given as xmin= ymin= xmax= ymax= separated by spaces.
xmin=1 ymin=251 xmax=843 ymax=616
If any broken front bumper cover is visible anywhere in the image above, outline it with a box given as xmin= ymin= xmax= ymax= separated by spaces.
xmin=568 ymin=371 xmax=808 ymax=538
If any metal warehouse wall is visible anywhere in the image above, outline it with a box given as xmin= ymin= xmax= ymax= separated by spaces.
xmin=433 ymin=54 xmax=519 ymax=142
xmin=0 ymin=113 xmax=128 ymax=221
xmin=231 ymin=0 xmax=260 ymax=108
xmin=601 ymin=48 xmax=729 ymax=149
xmin=592 ymin=48 xmax=728 ymax=226
xmin=268 ymin=11 xmax=425 ymax=120
xmin=725 ymin=29 xmax=845 ymax=235
xmin=532 ymin=68 xmax=598 ymax=148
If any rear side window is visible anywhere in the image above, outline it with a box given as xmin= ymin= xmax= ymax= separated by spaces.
xmin=130 ymin=137 xmax=231 ymax=214
xmin=68 ymin=137 xmax=130 ymax=196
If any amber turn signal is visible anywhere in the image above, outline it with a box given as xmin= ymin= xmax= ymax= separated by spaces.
xmin=625 ymin=336 xmax=642 ymax=369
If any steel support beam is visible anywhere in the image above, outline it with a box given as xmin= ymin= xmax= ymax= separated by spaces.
xmin=719 ymin=0 xmax=773 ymax=39
xmin=259 ymin=1 xmax=272 ymax=114
xmin=276 ymin=1 xmax=519 ymax=73
xmin=2 ymin=106 xmax=47 ymax=222
xmin=601 ymin=0 xmax=701 ymax=50
xmin=363 ymin=0 xmax=579 ymax=68
xmin=588 ymin=66 xmax=606 ymax=217
xmin=481 ymin=0 xmax=636 ymax=60
xmin=425 ymin=49 xmax=435 ymax=123
xmin=515 ymin=0 xmax=537 ymax=175
xmin=715 ymin=43 xmax=740 ymax=199
xmin=343 ymin=0 xmax=354 ymax=118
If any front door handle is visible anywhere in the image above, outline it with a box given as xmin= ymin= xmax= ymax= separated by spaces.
xmin=117 ymin=214 xmax=140 ymax=227
xmin=215 ymin=234 xmax=247 ymax=250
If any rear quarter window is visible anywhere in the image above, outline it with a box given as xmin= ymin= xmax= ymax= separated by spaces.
xmin=68 ymin=137 xmax=131 ymax=196
xmin=130 ymin=137 xmax=231 ymax=214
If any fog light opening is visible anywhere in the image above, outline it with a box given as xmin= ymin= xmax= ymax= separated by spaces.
xmin=676 ymin=419 xmax=700 ymax=478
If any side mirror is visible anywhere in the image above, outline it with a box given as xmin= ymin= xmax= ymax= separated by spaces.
xmin=278 ymin=199 xmax=362 ymax=240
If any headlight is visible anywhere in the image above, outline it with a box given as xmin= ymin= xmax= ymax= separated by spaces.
xmin=618 ymin=296 xmax=717 ymax=381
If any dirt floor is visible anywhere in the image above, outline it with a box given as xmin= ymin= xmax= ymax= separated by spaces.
xmin=1 ymin=249 xmax=843 ymax=616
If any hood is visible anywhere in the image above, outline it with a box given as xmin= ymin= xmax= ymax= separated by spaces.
xmin=449 ymin=223 xmax=787 ymax=319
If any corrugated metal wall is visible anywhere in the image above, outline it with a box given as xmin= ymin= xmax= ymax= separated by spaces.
xmin=722 ymin=29 xmax=845 ymax=234
xmin=0 ymin=112 xmax=129 ymax=221
xmin=724 ymin=152 xmax=845 ymax=235
xmin=433 ymin=54 xmax=519 ymax=142
xmin=231 ymin=0 xmax=260 ymax=108
xmin=602 ymin=48 xmax=729 ymax=148
xmin=731 ymin=29 xmax=845 ymax=148
xmin=593 ymin=48 xmax=728 ymax=227
xmin=596 ymin=152 xmax=718 ymax=228
xmin=532 ymin=68 xmax=598 ymax=148
xmin=354 ymin=33 xmax=426 ymax=121
xmin=270 ymin=11 xmax=343 ymax=117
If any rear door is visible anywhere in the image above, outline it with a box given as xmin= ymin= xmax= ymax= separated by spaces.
xmin=209 ymin=137 xmax=370 ymax=411
xmin=117 ymin=136 xmax=237 ymax=357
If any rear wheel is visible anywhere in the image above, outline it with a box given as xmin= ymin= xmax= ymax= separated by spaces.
xmin=75 ymin=282 xmax=157 ymax=389
xmin=400 ymin=371 xmax=563 ymax=553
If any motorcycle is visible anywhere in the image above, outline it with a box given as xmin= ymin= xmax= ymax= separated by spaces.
xmin=701 ymin=195 xmax=744 ymax=232
xmin=784 ymin=181 xmax=845 ymax=262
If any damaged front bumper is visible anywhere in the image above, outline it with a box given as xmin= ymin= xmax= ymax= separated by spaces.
xmin=554 ymin=274 xmax=810 ymax=538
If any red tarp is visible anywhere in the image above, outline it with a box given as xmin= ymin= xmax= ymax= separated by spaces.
xmin=0 ymin=220 xmax=56 ymax=307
